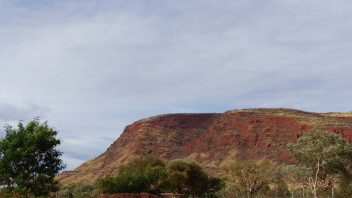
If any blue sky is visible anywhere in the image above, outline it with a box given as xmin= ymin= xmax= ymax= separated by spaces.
xmin=0 ymin=0 xmax=352 ymax=169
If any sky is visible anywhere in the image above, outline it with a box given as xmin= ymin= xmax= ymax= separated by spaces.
xmin=0 ymin=0 xmax=352 ymax=170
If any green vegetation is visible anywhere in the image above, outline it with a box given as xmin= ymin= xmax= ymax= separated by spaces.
xmin=2 ymin=118 xmax=350 ymax=198
xmin=91 ymin=157 xmax=224 ymax=197
xmin=93 ymin=156 xmax=170 ymax=195
xmin=168 ymin=160 xmax=224 ymax=197
xmin=222 ymin=160 xmax=281 ymax=198
xmin=217 ymin=130 xmax=352 ymax=198
xmin=281 ymin=165 xmax=311 ymax=197
xmin=286 ymin=130 xmax=352 ymax=198
xmin=59 ymin=183 xmax=93 ymax=198
xmin=57 ymin=130 xmax=352 ymax=198
xmin=0 ymin=118 xmax=65 ymax=198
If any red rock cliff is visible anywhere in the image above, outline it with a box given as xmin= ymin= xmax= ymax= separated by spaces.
xmin=57 ymin=108 xmax=352 ymax=185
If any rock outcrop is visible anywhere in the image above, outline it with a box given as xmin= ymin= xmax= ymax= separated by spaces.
xmin=57 ymin=108 xmax=352 ymax=185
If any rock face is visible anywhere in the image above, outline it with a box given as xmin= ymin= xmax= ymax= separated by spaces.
xmin=57 ymin=108 xmax=352 ymax=185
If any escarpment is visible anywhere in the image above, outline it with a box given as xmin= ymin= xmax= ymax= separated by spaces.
xmin=57 ymin=108 xmax=352 ymax=185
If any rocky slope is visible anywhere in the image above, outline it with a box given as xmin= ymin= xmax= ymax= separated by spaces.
xmin=57 ymin=108 xmax=352 ymax=185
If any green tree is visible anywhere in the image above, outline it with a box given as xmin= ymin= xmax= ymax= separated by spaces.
xmin=93 ymin=157 xmax=223 ymax=197
xmin=59 ymin=183 xmax=93 ymax=198
xmin=222 ymin=160 xmax=278 ymax=198
xmin=93 ymin=175 xmax=118 ymax=195
xmin=206 ymin=176 xmax=225 ymax=197
xmin=282 ymin=165 xmax=311 ymax=197
xmin=119 ymin=156 xmax=169 ymax=194
xmin=0 ymin=118 xmax=66 ymax=197
xmin=336 ymin=165 xmax=352 ymax=198
xmin=144 ymin=166 xmax=170 ymax=193
xmin=93 ymin=156 xmax=169 ymax=195
xmin=168 ymin=160 xmax=224 ymax=197
xmin=287 ymin=130 xmax=352 ymax=198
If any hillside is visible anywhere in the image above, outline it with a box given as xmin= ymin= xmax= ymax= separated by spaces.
xmin=57 ymin=108 xmax=352 ymax=185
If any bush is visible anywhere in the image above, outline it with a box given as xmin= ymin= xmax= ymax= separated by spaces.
xmin=168 ymin=160 xmax=224 ymax=197
xmin=93 ymin=156 xmax=169 ymax=195
xmin=222 ymin=160 xmax=279 ymax=197
xmin=92 ymin=157 xmax=224 ymax=197
xmin=59 ymin=183 xmax=93 ymax=198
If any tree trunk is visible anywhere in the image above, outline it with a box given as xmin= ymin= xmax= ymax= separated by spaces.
xmin=313 ymin=186 xmax=317 ymax=198
xmin=313 ymin=160 xmax=321 ymax=198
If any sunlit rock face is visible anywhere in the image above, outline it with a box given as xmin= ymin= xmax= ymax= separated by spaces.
xmin=57 ymin=108 xmax=352 ymax=185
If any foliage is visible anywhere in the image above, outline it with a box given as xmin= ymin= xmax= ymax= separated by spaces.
xmin=336 ymin=179 xmax=352 ymax=198
xmin=334 ymin=165 xmax=352 ymax=198
xmin=222 ymin=160 xmax=279 ymax=198
xmin=281 ymin=165 xmax=311 ymax=197
xmin=0 ymin=118 xmax=66 ymax=197
xmin=168 ymin=160 xmax=224 ymax=197
xmin=93 ymin=175 xmax=117 ymax=195
xmin=93 ymin=156 xmax=169 ymax=195
xmin=94 ymin=172 xmax=148 ymax=195
xmin=286 ymin=130 xmax=352 ymax=198
xmin=93 ymin=158 xmax=224 ymax=197
xmin=207 ymin=176 xmax=225 ymax=197
xmin=144 ymin=166 xmax=170 ymax=193
xmin=59 ymin=183 xmax=93 ymax=198
xmin=0 ymin=189 xmax=16 ymax=198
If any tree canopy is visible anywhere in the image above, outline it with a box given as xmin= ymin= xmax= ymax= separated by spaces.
xmin=0 ymin=118 xmax=65 ymax=197
xmin=286 ymin=130 xmax=352 ymax=198
xmin=222 ymin=160 xmax=279 ymax=198
xmin=168 ymin=160 xmax=224 ymax=197
xmin=93 ymin=157 xmax=224 ymax=197
xmin=94 ymin=156 xmax=169 ymax=195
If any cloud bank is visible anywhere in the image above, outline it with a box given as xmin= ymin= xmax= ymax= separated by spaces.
xmin=0 ymin=0 xmax=351 ymax=169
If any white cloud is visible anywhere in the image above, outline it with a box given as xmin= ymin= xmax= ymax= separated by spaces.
xmin=0 ymin=102 xmax=49 ymax=137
